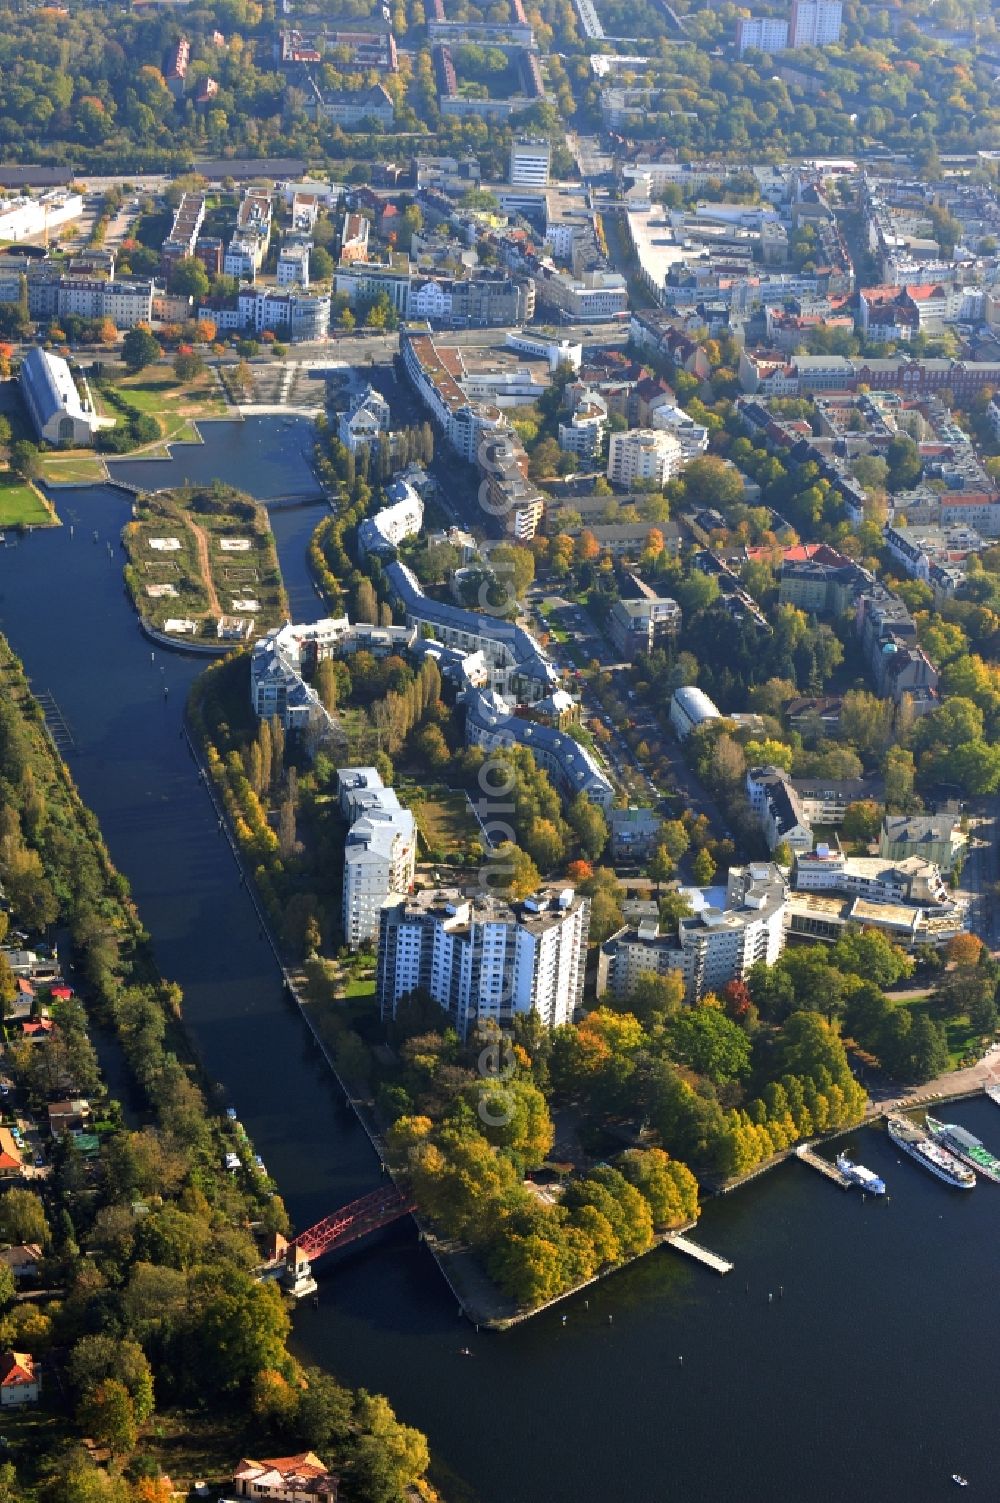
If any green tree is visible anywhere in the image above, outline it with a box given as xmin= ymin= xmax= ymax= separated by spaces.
xmin=567 ymin=793 xmax=608 ymax=862
xmin=77 ymin=1379 xmax=138 ymax=1458
xmin=488 ymin=841 xmax=541 ymax=901
xmin=351 ymin=1390 xmax=430 ymax=1503
xmin=833 ymin=928 xmax=913 ymax=989
xmin=0 ymin=1187 xmax=48 ymax=1245
xmin=68 ymin=1335 xmax=154 ymax=1422
xmin=173 ymin=350 xmax=203 ymax=382
xmin=668 ymin=1004 xmax=752 ymax=1084
xmin=122 ymin=326 xmax=161 ymax=373
xmin=490 ymin=542 xmax=535 ymax=602
xmin=841 ymin=799 xmax=883 ymax=845
xmin=691 ymin=847 xmax=716 ymax=886
xmin=9 ymin=440 xmax=40 ymax=481
xmin=295 ymin=1366 xmax=353 ymax=1450
xmin=310 ymin=246 xmax=334 ymax=281
xmin=907 ymin=1012 xmax=949 ymax=1083
xmin=182 ymin=1266 xmax=290 ymax=1394
xmin=463 ymin=1077 xmax=553 ymax=1169
xmin=646 ymin=846 xmax=674 ymax=893
xmin=168 ymin=256 xmax=210 ymax=299
xmin=884 ymin=746 xmax=916 ymax=812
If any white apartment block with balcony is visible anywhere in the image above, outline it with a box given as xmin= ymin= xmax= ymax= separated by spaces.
xmin=377 ymin=885 xmax=590 ymax=1037
xmin=340 ymin=767 xmax=416 ymax=949
xmin=277 ymin=241 xmax=311 ymax=287
xmin=558 ymin=388 xmax=607 ymax=460
xmin=357 ymin=477 xmax=424 ymax=557
xmin=597 ymin=864 xmax=788 ymax=1004
xmin=607 ymin=428 xmax=683 ymax=488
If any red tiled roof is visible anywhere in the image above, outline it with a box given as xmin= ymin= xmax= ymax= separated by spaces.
xmin=0 ymin=1352 xmax=35 ymax=1387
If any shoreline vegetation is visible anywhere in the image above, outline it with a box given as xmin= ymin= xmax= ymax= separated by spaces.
xmin=121 ymin=482 xmax=289 ymax=647
xmin=0 ymin=632 xmax=436 ymax=1503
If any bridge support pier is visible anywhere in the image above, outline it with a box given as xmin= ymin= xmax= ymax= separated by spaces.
xmin=284 ymin=1256 xmax=318 ymax=1300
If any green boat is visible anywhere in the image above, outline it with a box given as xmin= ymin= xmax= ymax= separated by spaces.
xmin=925 ymin=1116 xmax=1000 ymax=1184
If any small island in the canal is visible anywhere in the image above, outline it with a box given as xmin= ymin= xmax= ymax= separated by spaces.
xmin=122 ymin=482 xmax=288 ymax=651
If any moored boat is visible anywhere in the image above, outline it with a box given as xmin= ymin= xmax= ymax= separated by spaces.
xmin=925 ymin=1115 xmax=1000 ymax=1184
xmin=886 ymin=1114 xmax=976 ymax=1189
xmin=836 ymin=1152 xmax=886 ymax=1194
xmin=986 ymin=1085 xmax=1000 ymax=1109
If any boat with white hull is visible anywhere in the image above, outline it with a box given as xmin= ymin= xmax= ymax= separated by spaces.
xmin=886 ymin=1115 xmax=975 ymax=1189
xmin=836 ymin=1153 xmax=886 ymax=1194
xmin=925 ymin=1116 xmax=1000 ymax=1184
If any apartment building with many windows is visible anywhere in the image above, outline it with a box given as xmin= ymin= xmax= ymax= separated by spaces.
xmin=377 ymin=885 xmax=590 ymax=1037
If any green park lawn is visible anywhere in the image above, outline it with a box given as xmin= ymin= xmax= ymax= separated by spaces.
xmin=344 ymin=975 xmax=376 ymax=1000
xmin=412 ymin=788 xmax=481 ymax=854
xmin=37 ymin=450 xmax=107 ymax=485
xmin=100 ymin=364 xmax=227 ymax=452
xmin=0 ymin=471 xmax=56 ymax=526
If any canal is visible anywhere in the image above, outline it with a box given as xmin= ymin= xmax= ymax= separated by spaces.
xmin=2 ymin=419 xmax=999 ymax=1503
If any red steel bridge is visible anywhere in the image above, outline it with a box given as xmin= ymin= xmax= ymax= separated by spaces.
xmin=289 ymin=1185 xmax=415 ymax=1266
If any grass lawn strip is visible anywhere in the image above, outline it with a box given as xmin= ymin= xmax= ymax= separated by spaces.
xmin=0 ymin=471 xmax=58 ymax=526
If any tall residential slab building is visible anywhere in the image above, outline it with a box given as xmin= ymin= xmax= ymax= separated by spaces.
xmin=789 ymin=0 xmax=842 ymax=46
xmin=339 ymin=768 xmax=416 ymax=949
xmin=377 ymin=886 xmax=590 ymax=1037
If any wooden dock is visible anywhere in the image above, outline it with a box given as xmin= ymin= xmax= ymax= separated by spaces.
xmin=795 ymin=1143 xmax=852 ymax=1189
xmin=665 ymin=1234 xmax=733 ymax=1275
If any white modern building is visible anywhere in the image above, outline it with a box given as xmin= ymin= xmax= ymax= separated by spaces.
xmin=224 ymin=235 xmax=268 ymax=281
xmin=277 ymin=241 xmax=311 ymax=287
xmin=558 ymin=389 xmax=607 ymax=460
xmin=607 ymin=428 xmax=683 ymax=488
xmin=505 ymin=331 xmax=582 ymax=372
xmin=669 ymin=684 xmax=721 ymax=739
xmin=792 ymin=848 xmax=953 ymax=908
xmin=202 ymin=286 xmax=331 ymax=341
xmin=509 ymin=138 xmax=552 ymax=187
xmin=0 ymin=190 xmax=82 ymax=243
xmin=338 ymin=384 xmax=392 ymax=453
xmin=339 ymin=767 xmax=416 ymax=949
xmin=19 ymin=347 xmax=107 ymax=446
xmin=649 ymin=402 xmax=710 ymax=459
xmin=356 ymin=477 xmax=424 ymax=557
xmin=377 ymin=885 xmax=590 ymax=1037
xmin=597 ymin=863 xmax=788 ymax=1003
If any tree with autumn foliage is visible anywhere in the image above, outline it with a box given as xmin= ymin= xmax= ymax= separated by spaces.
xmin=946 ymin=933 xmax=984 ymax=969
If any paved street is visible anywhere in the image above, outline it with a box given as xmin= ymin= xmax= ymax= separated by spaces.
xmin=956 ymin=803 xmax=1000 ymax=952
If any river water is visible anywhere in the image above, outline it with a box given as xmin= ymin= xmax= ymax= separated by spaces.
xmin=2 ymin=419 xmax=998 ymax=1503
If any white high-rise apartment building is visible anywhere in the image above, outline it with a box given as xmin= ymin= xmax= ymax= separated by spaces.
xmin=735 ymin=15 xmax=789 ymax=53
xmin=509 ymin=138 xmax=552 ymax=187
xmin=377 ymin=886 xmax=590 ymax=1038
xmin=340 ymin=768 xmax=416 ymax=949
xmin=607 ymin=428 xmax=683 ymax=489
xmin=789 ymin=0 xmax=842 ymax=46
